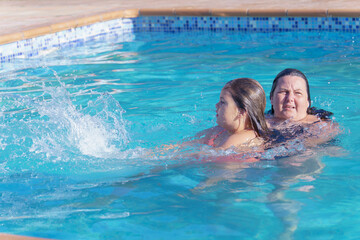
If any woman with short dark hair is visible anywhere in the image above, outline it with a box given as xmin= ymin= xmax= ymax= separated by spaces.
xmin=267 ymin=68 xmax=339 ymax=145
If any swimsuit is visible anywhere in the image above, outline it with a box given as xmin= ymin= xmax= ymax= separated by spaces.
xmin=206 ymin=129 xmax=226 ymax=147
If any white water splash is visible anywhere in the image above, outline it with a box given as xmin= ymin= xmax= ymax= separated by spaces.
xmin=29 ymin=84 xmax=130 ymax=159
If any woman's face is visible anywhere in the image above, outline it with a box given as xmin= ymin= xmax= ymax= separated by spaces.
xmin=271 ymin=75 xmax=309 ymax=121
xmin=215 ymin=89 xmax=240 ymax=131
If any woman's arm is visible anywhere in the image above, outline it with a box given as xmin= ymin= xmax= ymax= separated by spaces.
xmin=304 ymin=120 xmax=340 ymax=147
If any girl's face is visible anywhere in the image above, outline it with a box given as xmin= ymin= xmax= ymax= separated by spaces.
xmin=215 ymin=89 xmax=241 ymax=131
xmin=271 ymin=75 xmax=310 ymax=121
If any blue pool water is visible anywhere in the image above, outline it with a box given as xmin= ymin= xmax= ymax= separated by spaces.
xmin=0 ymin=31 xmax=359 ymax=239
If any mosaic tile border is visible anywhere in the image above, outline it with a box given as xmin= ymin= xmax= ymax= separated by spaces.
xmin=0 ymin=18 xmax=135 ymax=63
xmin=2 ymin=13 xmax=360 ymax=63
xmin=133 ymin=16 xmax=360 ymax=33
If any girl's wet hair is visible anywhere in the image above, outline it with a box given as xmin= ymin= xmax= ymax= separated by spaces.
xmin=224 ymin=78 xmax=269 ymax=137
xmin=269 ymin=68 xmax=333 ymax=119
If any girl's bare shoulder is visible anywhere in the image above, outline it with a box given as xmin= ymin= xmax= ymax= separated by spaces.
xmin=220 ymin=130 xmax=258 ymax=149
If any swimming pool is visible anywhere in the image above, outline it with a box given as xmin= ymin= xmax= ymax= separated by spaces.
xmin=0 ymin=28 xmax=359 ymax=239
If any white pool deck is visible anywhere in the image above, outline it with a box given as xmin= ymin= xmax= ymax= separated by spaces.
xmin=1 ymin=0 xmax=360 ymax=37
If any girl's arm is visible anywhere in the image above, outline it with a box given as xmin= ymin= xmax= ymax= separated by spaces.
xmin=157 ymin=126 xmax=220 ymax=152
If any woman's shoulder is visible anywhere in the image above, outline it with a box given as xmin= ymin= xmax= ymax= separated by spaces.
xmin=304 ymin=115 xmax=339 ymax=132
xmin=309 ymin=117 xmax=340 ymax=135
xmin=302 ymin=114 xmax=321 ymax=124
xmin=266 ymin=114 xmax=322 ymax=127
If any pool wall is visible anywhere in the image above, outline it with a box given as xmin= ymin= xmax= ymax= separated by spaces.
xmin=1 ymin=8 xmax=360 ymax=63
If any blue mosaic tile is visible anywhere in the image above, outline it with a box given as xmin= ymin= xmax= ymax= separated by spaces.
xmin=2 ymin=16 xmax=360 ymax=63
xmin=132 ymin=16 xmax=360 ymax=33
xmin=0 ymin=18 xmax=134 ymax=63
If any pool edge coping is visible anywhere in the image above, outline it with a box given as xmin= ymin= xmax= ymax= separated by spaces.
xmin=0 ymin=233 xmax=51 ymax=240
xmin=2 ymin=8 xmax=360 ymax=45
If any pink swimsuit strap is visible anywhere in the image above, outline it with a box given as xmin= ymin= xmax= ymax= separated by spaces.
xmin=206 ymin=129 xmax=226 ymax=147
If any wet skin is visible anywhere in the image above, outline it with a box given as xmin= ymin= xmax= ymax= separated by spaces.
xmin=215 ymin=89 xmax=241 ymax=132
